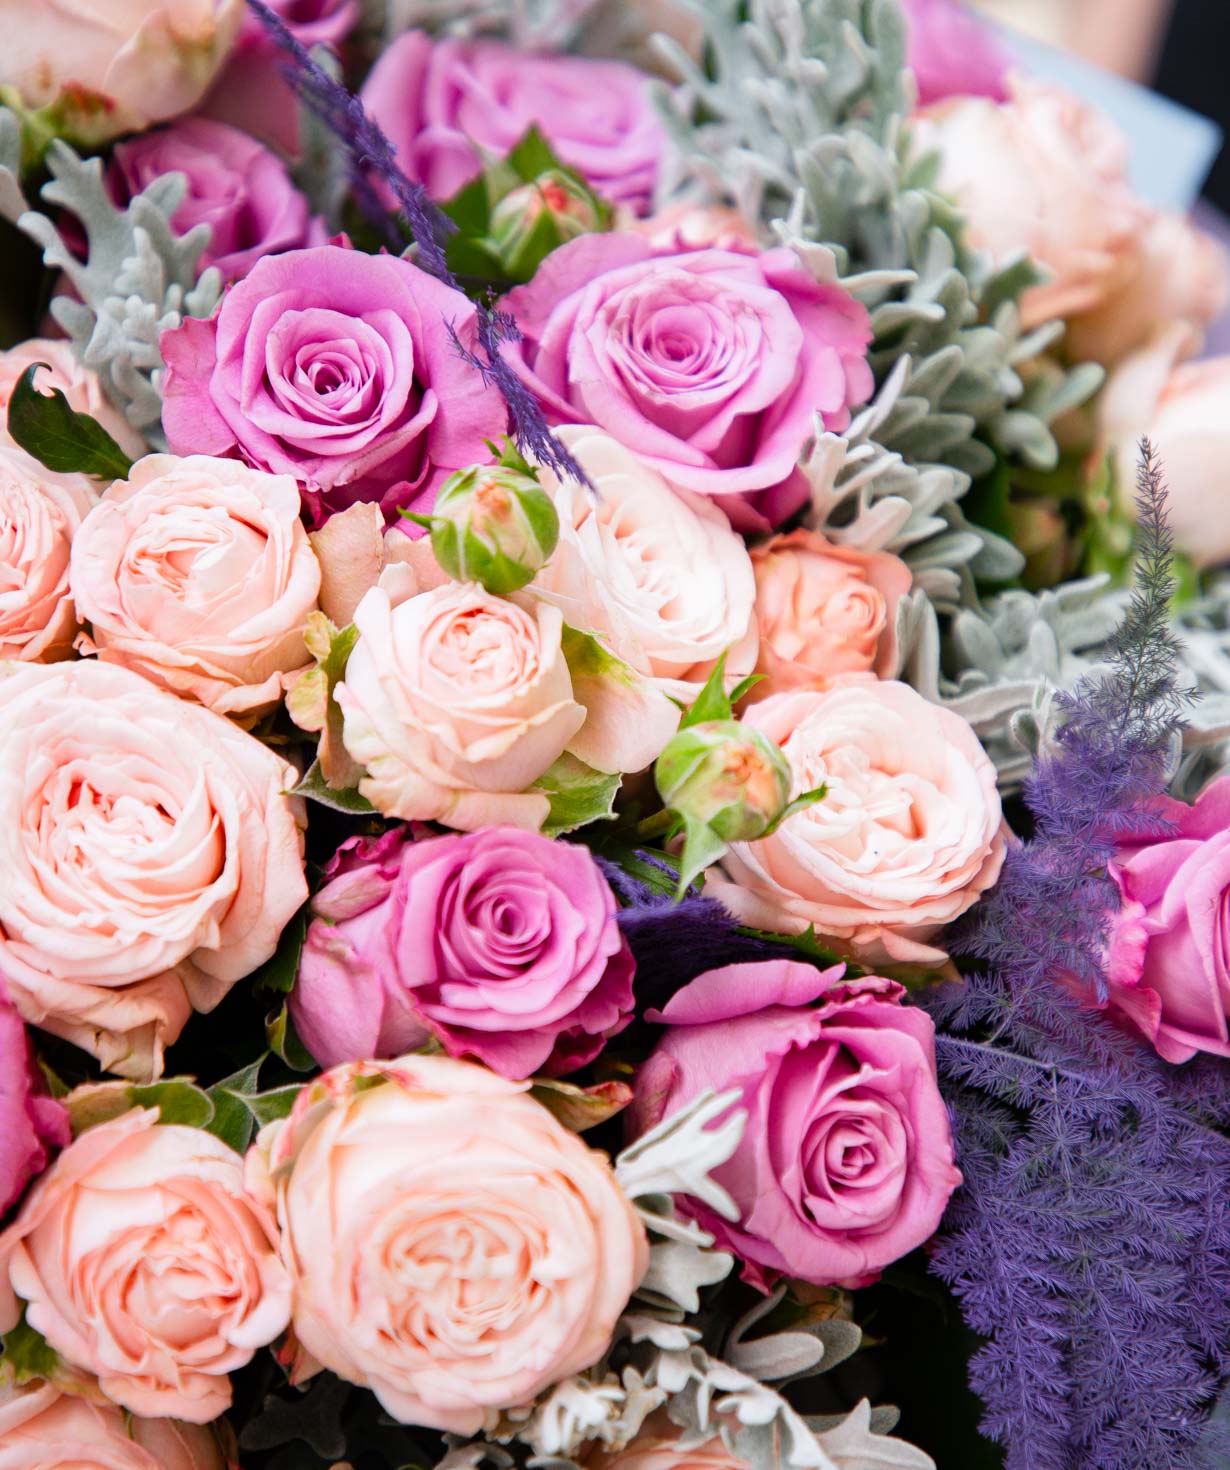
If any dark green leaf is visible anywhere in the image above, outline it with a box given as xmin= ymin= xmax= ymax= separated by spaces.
xmin=7 ymin=363 xmax=134 ymax=478
xmin=250 ymin=908 xmax=307 ymax=996
xmin=289 ymin=759 xmax=375 ymax=813
xmin=1 ymin=1310 xmax=60 ymax=1384
xmin=267 ymin=1002 xmax=316 ymax=1072
xmin=129 ymin=1078 xmax=215 ymax=1128
xmin=206 ymin=1059 xmax=265 ymax=1153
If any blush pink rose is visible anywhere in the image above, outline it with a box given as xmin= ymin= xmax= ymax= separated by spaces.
xmin=748 ymin=529 xmax=911 ymax=701
xmin=0 ymin=448 xmax=96 ymax=664
xmin=0 ymin=1109 xmax=291 ymax=1422
xmin=1087 ymin=777 xmax=1230 ymax=1063
xmin=501 ymin=234 xmax=874 ymax=530
xmin=292 ymin=825 xmax=634 ymax=1078
xmin=70 ymin=454 xmax=321 ymax=719
xmin=707 ymin=683 xmax=1006 ymax=965
xmin=0 ymin=986 xmax=69 ymax=1217
xmin=0 ymin=660 xmax=307 ymax=1079
xmin=585 ymin=1425 xmax=749 ymax=1470
xmin=108 ymin=118 xmax=324 ymax=283
xmin=532 ymin=425 xmax=759 ymax=704
xmin=900 ymin=0 xmax=1010 ymax=106
xmin=916 ymin=78 xmax=1148 ymax=332
xmin=629 ymin=961 xmax=961 ymax=1288
xmin=160 ymin=245 xmax=508 ymax=526
xmin=3 ymin=0 xmax=243 ymax=148
xmin=246 ymin=1055 xmax=648 ymax=1432
xmin=338 ymin=582 xmax=586 ymax=831
xmin=0 ymin=341 xmax=146 ymax=461
xmin=0 ymin=1382 xmax=225 ymax=1470
xmin=360 ymin=31 xmax=666 ymax=213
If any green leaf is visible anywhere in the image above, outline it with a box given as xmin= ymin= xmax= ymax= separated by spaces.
xmin=289 ymin=759 xmax=375 ymax=814
xmin=250 ymin=908 xmax=307 ymax=996
xmin=206 ymin=1059 xmax=265 ymax=1153
xmin=673 ymin=815 xmax=730 ymax=899
xmin=734 ymin=922 xmax=850 ymax=970
xmin=210 ymin=1081 xmax=304 ymax=1133
xmin=679 ymin=652 xmax=734 ymax=728
xmin=267 ymin=1002 xmax=316 ymax=1072
xmin=7 ymin=362 xmax=134 ymax=479
xmin=533 ymin=752 xmax=620 ymax=837
xmin=1 ymin=1311 xmax=60 ymax=1385
xmin=529 ymin=1077 xmax=634 ymax=1132
xmin=128 ymin=1079 xmax=215 ymax=1128
xmin=507 ymin=124 xmax=564 ymax=180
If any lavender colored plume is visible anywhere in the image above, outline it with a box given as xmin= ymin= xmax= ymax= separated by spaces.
xmin=924 ymin=441 xmax=1230 ymax=1470
xmin=245 ymin=0 xmax=590 ymax=486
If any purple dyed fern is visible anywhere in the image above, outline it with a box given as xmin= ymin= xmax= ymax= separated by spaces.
xmin=924 ymin=442 xmax=1230 ymax=1470
xmin=246 ymin=0 xmax=589 ymax=485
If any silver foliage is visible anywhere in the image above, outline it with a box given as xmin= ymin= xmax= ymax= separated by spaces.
xmin=0 ymin=107 xmax=220 ymax=445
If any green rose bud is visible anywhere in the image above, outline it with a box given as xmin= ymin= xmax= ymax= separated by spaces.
xmin=655 ymin=719 xmax=793 ymax=842
xmin=424 ymin=464 xmax=560 ymax=595
xmin=490 ymin=170 xmax=605 ymax=261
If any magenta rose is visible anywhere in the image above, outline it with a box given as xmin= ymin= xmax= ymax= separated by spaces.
xmin=160 ymin=245 xmax=507 ymax=524
xmin=629 ymin=960 xmax=961 ymax=1289
xmin=200 ymin=0 xmax=359 ymax=157
xmin=501 ymin=234 xmax=873 ymax=529
xmin=361 ymin=31 xmax=666 ymax=213
xmin=0 ymin=986 xmax=69 ymax=1217
xmin=291 ymin=826 xmax=635 ymax=1078
xmin=901 ymin=0 xmax=1010 ymax=106
xmin=108 ymin=119 xmax=324 ymax=283
xmin=1093 ymin=777 xmax=1230 ymax=1063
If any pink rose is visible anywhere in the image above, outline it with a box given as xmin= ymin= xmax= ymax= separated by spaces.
xmin=0 ymin=660 xmax=307 ymax=1078
xmin=108 ymin=118 xmax=324 ymax=283
xmin=361 ymin=31 xmax=667 ymax=212
xmin=70 ymin=454 xmax=321 ymax=719
xmin=501 ymin=234 xmax=874 ymax=530
xmin=626 ymin=204 xmax=760 ymax=253
xmin=3 ymin=0 xmax=243 ymax=148
xmin=748 ymin=529 xmax=911 ymax=701
xmin=0 ymin=448 xmax=96 ymax=664
xmin=160 ymin=245 xmax=508 ymax=526
xmin=532 ymin=425 xmax=759 ymax=704
xmin=916 ymin=78 xmax=1148 ymax=332
xmin=0 ymin=341 xmax=146 ymax=461
xmin=0 ymin=1382 xmax=225 ymax=1470
xmin=0 ymin=1109 xmax=290 ymax=1421
xmin=291 ymin=825 xmax=634 ymax=1078
xmin=1065 ymin=210 xmax=1230 ymax=368
xmin=901 ymin=0 xmax=1010 ymax=106
xmin=585 ymin=1425 xmax=748 ymax=1470
xmin=247 ymin=1055 xmax=648 ymax=1432
xmin=707 ymin=683 xmax=1006 ymax=965
xmin=1090 ymin=777 xmax=1230 ymax=1063
xmin=338 ymin=582 xmax=586 ymax=831
xmin=629 ymin=960 xmax=962 ymax=1288
xmin=0 ymin=986 xmax=69 ymax=1217
xmin=200 ymin=0 xmax=358 ymax=158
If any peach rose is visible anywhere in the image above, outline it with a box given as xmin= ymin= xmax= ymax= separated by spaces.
xmin=586 ymin=1425 xmax=747 ymax=1470
xmin=247 ymin=1055 xmax=648 ymax=1433
xmin=707 ymin=682 xmax=1006 ymax=964
xmin=748 ymin=529 xmax=911 ymax=701
xmin=532 ymin=426 xmax=759 ymax=704
xmin=0 ymin=1381 xmax=225 ymax=1470
xmin=0 ymin=341 xmax=147 ymax=461
xmin=70 ymin=455 xmax=321 ymax=718
xmin=338 ymin=581 xmax=586 ymax=830
xmin=1107 ymin=355 xmax=1230 ymax=570
xmin=0 ymin=448 xmax=97 ymax=663
xmin=0 ymin=1110 xmax=290 ymax=1422
xmin=917 ymin=78 xmax=1147 ymax=331
xmin=1065 ymin=211 xmax=1230 ymax=368
xmin=0 ymin=660 xmax=307 ymax=1078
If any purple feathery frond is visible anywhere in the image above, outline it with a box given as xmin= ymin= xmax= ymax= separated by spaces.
xmin=246 ymin=0 xmax=590 ymax=485
xmin=923 ymin=441 xmax=1230 ymax=1470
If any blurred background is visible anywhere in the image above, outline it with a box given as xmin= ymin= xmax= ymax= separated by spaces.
xmin=972 ymin=0 xmax=1230 ymax=212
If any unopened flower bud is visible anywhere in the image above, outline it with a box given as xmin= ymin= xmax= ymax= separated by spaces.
xmin=428 ymin=464 xmax=560 ymax=595
xmin=490 ymin=170 xmax=604 ymax=260
xmin=655 ymin=719 xmax=793 ymax=841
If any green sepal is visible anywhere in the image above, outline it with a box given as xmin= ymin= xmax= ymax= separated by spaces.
xmin=673 ymin=815 xmax=732 ymax=900
xmin=762 ymin=783 xmax=828 ymax=836
xmin=7 ymin=362 xmax=134 ymax=479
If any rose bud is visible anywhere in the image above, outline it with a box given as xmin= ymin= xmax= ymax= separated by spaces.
xmin=416 ymin=462 xmax=560 ymax=594
xmin=656 ymin=719 xmax=793 ymax=842
xmin=490 ymin=169 xmax=605 ymax=261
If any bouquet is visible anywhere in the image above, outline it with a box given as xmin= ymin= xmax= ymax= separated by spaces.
xmin=0 ymin=3 xmax=1229 ymax=1468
